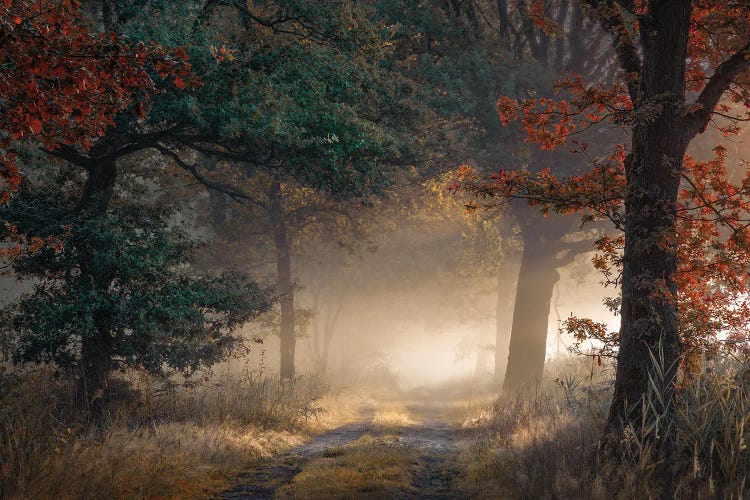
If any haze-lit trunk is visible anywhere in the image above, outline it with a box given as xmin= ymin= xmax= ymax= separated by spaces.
xmin=606 ymin=3 xmax=691 ymax=457
xmin=494 ymin=250 xmax=519 ymax=387
xmin=75 ymin=160 xmax=117 ymax=416
xmin=502 ymin=237 xmax=561 ymax=391
xmin=475 ymin=321 xmax=492 ymax=377
xmin=268 ymin=180 xmax=296 ymax=381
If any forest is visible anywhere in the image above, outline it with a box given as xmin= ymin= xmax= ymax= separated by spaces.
xmin=1 ymin=1 xmax=750 ymax=498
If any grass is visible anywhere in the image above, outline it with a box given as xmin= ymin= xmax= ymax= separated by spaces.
xmin=275 ymin=433 xmax=418 ymax=499
xmin=457 ymin=354 xmax=750 ymax=499
xmin=0 ymin=365 xmax=332 ymax=499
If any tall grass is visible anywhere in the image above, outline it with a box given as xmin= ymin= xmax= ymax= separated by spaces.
xmin=459 ymin=355 xmax=750 ymax=499
xmin=0 ymin=366 xmax=328 ymax=499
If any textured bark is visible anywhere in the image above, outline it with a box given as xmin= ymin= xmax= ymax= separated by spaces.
xmin=268 ymin=180 xmax=296 ymax=381
xmin=605 ymin=1 xmax=692 ymax=455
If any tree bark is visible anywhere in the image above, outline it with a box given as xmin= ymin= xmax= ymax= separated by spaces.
xmin=268 ymin=180 xmax=296 ymax=381
xmin=605 ymin=2 xmax=692 ymax=455
xmin=502 ymin=234 xmax=561 ymax=391
xmin=494 ymin=246 xmax=520 ymax=387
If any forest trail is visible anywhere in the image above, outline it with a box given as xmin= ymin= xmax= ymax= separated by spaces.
xmin=222 ymin=397 xmax=465 ymax=499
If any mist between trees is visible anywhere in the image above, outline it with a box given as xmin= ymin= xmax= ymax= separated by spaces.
xmin=2 ymin=0 xmax=750 ymax=498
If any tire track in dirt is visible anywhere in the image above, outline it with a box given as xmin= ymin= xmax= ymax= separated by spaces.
xmin=398 ymin=403 xmax=460 ymax=499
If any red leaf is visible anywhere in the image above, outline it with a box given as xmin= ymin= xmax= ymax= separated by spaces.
xmin=29 ymin=118 xmax=42 ymax=134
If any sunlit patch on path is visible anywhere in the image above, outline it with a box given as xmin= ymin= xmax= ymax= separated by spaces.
xmin=222 ymin=398 xmax=467 ymax=499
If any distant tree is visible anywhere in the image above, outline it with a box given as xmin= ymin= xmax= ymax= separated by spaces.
xmin=376 ymin=0 xmax=616 ymax=389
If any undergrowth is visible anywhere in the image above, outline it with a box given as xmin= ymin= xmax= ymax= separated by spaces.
xmin=459 ymin=355 xmax=750 ymax=499
xmin=0 ymin=365 xmax=329 ymax=499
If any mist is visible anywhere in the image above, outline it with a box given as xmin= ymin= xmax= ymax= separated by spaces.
xmin=3 ymin=1 xmax=750 ymax=498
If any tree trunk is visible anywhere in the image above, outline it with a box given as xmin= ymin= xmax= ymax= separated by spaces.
xmin=502 ymin=236 xmax=561 ymax=391
xmin=605 ymin=2 xmax=692 ymax=458
xmin=494 ymin=248 xmax=520 ymax=387
xmin=475 ymin=321 xmax=492 ymax=377
xmin=75 ymin=160 xmax=118 ymax=417
xmin=268 ymin=180 xmax=296 ymax=381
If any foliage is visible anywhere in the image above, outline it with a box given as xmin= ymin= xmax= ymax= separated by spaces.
xmin=0 ymin=0 xmax=189 ymax=196
xmin=2 ymin=188 xmax=274 ymax=377
xmin=460 ymin=143 xmax=750 ymax=359
xmin=98 ymin=0 xmax=412 ymax=199
xmin=459 ymin=1 xmax=750 ymax=365
xmin=0 ymin=0 xmax=191 ymax=277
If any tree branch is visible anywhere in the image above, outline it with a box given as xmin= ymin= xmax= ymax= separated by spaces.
xmin=687 ymin=42 xmax=750 ymax=138
xmin=582 ymin=0 xmax=641 ymax=101
xmin=154 ymin=143 xmax=266 ymax=208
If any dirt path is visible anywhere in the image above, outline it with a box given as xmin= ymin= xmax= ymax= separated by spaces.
xmin=221 ymin=410 xmax=375 ymax=499
xmin=221 ymin=401 xmax=463 ymax=499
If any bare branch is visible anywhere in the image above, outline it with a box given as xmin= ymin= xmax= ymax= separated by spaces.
xmin=687 ymin=42 xmax=750 ymax=138
xmin=154 ymin=143 xmax=266 ymax=208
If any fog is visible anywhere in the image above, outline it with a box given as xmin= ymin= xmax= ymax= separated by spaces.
xmin=222 ymin=193 xmax=621 ymax=394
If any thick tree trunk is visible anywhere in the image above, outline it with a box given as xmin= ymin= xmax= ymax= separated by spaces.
xmin=605 ymin=2 xmax=692 ymax=463
xmin=606 ymin=0 xmax=690 ymax=428
xmin=268 ymin=180 xmax=296 ymax=381
xmin=75 ymin=160 xmax=118 ymax=417
xmin=502 ymin=237 xmax=561 ymax=391
xmin=494 ymin=249 xmax=519 ymax=387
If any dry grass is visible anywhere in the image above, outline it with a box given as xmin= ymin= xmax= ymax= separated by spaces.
xmin=457 ymin=355 xmax=750 ymax=499
xmin=372 ymin=401 xmax=419 ymax=428
xmin=275 ymin=434 xmax=417 ymax=499
xmin=0 ymin=367 xmax=330 ymax=499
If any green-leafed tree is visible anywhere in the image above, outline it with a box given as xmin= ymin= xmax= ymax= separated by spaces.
xmin=18 ymin=1 xmax=419 ymax=385
xmin=2 ymin=178 xmax=273 ymax=415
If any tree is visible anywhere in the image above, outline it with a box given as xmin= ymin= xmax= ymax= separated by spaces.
xmin=378 ymin=0 xmax=619 ymax=388
xmin=4 ymin=184 xmax=273 ymax=414
xmin=0 ymin=0 xmax=188 ymax=256
xmin=0 ymin=1 xmax=283 ymax=416
xmin=464 ymin=0 xmax=750 ymax=457
xmin=19 ymin=0 xmax=413 ymax=383
xmin=167 ymin=2 xmax=415 ymax=381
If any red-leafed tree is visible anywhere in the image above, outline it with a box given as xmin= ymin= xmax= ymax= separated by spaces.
xmin=463 ymin=0 xmax=750 ymax=455
xmin=0 ymin=0 xmax=187 ymax=207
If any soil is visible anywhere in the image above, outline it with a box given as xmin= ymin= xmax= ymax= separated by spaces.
xmin=221 ymin=400 xmax=463 ymax=499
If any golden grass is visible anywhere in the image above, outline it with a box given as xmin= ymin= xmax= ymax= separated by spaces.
xmin=0 ymin=368 xmax=330 ymax=499
xmin=275 ymin=434 xmax=417 ymax=499
xmin=371 ymin=401 xmax=419 ymax=428
xmin=457 ymin=355 xmax=750 ymax=499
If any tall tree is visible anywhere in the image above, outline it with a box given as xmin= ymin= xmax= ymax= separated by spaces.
xmin=0 ymin=0 xmax=277 ymax=416
xmin=465 ymin=0 xmax=750 ymax=458
xmin=26 ymin=1 xmax=413 ymax=382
